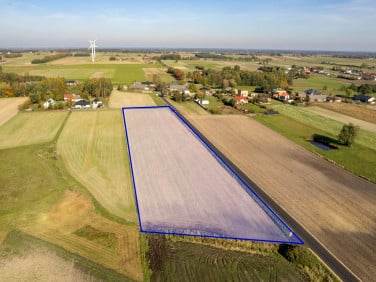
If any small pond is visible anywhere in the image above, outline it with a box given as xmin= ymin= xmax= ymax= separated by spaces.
xmin=310 ymin=141 xmax=337 ymax=150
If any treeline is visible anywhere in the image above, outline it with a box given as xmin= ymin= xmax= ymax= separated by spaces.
xmin=2 ymin=53 xmax=23 ymax=58
xmin=155 ymin=54 xmax=181 ymax=61
xmin=167 ymin=67 xmax=185 ymax=80
xmin=73 ymin=52 xmax=90 ymax=57
xmin=0 ymin=67 xmax=112 ymax=102
xmin=195 ymin=53 xmax=229 ymax=60
xmin=343 ymin=83 xmax=376 ymax=94
xmin=185 ymin=65 xmax=289 ymax=92
xmin=31 ymin=53 xmax=71 ymax=64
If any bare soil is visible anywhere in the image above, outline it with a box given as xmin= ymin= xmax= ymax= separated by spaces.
xmin=0 ymin=248 xmax=92 ymax=282
xmin=188 ymin=114 xmax=376 ymax=282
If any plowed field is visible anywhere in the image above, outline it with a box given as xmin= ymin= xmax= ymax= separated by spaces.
xmin=188 ymin=114 xmax=376 ymax=282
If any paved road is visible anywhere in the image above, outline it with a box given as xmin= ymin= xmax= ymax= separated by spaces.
xmin=164 ymin=98 xmax=360 ymax=282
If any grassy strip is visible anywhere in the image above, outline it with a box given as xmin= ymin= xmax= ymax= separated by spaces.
xmin=148 ymin=93 xmax=166 ymax=106
xmin=1 ymin=230 xmax=133 ymax=281
xmin=145 ymin=234 xmax=337 ymax=281
xmin=254 ymin=114 xmax=376 ymax=183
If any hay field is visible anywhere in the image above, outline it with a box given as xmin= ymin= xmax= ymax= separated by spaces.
xmin=188 ymin=114 xmax=376 ymax=281
xmin=0 ymin=97 xmax=29 ymax=127
xmin=316 ymin=102 xmax=376 ymax=124
xmin=304 ymin=106 xmax=376 ymax=133
xmin=109 ymin=89 xmax=156 ymax=108
xmin=123 ymin=107 xmax=300 ymax=243
xmin=57 ymin=110 xmax=137 ymax=222
xmin=0 ymin=111 xmax=68 ymax=149
xmin=271 ymin=104 xmax=376 ymax=149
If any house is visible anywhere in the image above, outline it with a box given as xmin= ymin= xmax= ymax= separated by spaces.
xmin=235 ymin=96 xmax=249 ymax=104
xmin=238 ymin=89 xmax=249 ymax=97
xmin=43 ymin=98 xmax=55 ymax=109
xmin=169 ymin=83 xmax=188 ymax=93
xmin=353 ymin=94 xmax=376 ymax=104
xmin=64 ymin=93 xmax=75 ymax=102
xmin=92 ymin=98 xmax=103 ymax=109
xmin=272 ymin=89 xmax=289 ymax=101
xmin=64 ymin=93 xmax=82 ymax=102
xmin=74 ymin=99 xmax=91 ymax=109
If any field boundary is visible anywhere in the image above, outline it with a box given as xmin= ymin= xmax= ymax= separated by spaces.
xmin=121 ymin=105 xmax=303 ymax=244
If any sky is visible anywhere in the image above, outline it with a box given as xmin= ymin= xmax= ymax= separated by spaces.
xmin=1 ymin=0 xmax=375 ymax=51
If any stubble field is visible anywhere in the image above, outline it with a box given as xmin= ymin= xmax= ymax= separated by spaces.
xmin=57 ymin=110 xmax=137 ymax=222
xmin=109 ymin=89 xmax=156 ymax=108
xmin=0 ymin=97 xmax=29 ymax=127
xmin=188 ymin=114 xmax=376 ymax=281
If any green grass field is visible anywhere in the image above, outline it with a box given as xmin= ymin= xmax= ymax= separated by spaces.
xmin=292 ymin=74 xmax=350 ymax=94
xmin=270 ymin=104 xmax=376 ymax=149
xmin=0 ymin=111 xmax=68 ymax=149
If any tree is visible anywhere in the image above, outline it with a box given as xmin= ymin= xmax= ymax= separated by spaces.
xmin=338 ymin=123 xmax=359 ymax=146
xmin=345 ymin=88 xmax=353 ymax=97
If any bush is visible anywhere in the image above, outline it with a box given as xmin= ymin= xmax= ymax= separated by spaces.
xmin=18 ymin=98 xmax=31 ymax=111
xmin=278 ymin=244 xmax=317 ymax=268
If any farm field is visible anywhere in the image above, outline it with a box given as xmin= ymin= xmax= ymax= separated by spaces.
xmin=109 ymin=89 xmax=156 ymax=108
xmin=123 ymin=107 xmax=300 ymax=243
xmin=0 ymin=142 xmax=142 ymax=281
xmin=270 ymin=104 xmax=376 ymax=150
xmin=0 ymin=97 xmax=29 ymax=126
xmin=2 ymin=63 xmax=161 ymax=85
xmin=0 ymin=111 xmax=68 ymax=149
xmin=188 ymin=114 xmax=376 ymax=281
xmin=315 ymin=102 xmax=376 ymax=124
xmin=304 ymin=105 xmax=376 ymax=133
xmin=147 ymin=235 xmax=310 ymax=281
xmin=57 ymin=110 xmax=137 ymax=222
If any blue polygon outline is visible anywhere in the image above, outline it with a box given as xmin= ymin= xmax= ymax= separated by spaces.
xmin=122 ymin=105 xmax=303 ymax=245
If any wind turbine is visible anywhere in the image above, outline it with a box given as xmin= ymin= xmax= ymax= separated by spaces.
xmin=89 ymin=40 xmax=97 ymax=62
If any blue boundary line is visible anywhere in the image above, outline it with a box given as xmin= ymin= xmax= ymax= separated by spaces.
xmin=122 ymin=105 xmax=303 ymax=244
xmin=121 ymin=108 xmax=143 ymax=231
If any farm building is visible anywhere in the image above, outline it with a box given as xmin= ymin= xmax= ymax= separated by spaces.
xmin=43 ymin=98 xmax=55 ymax=109
xmin=353 ymin=94 xmax=376 ymax=104
xmin=307 ymin=94 xmax=327 ymax=102
xmin=92 ymin=98 xmax=103 ymax=109
xmin=74 ymin=99 xmax=91 ymax=109
xmin=238 ymin=89 xmax=249 ymax=97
